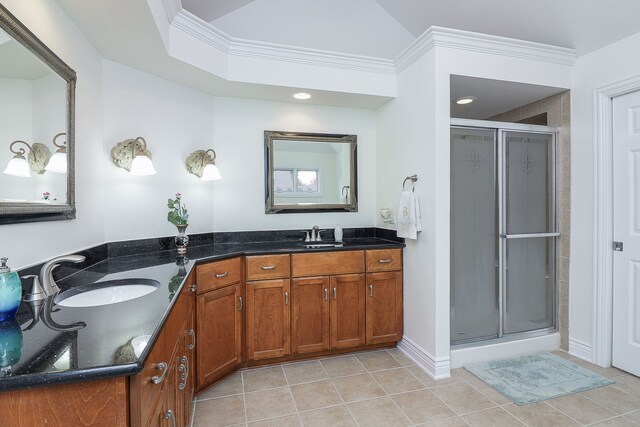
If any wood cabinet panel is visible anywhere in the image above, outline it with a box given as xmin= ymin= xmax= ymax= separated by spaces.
xmin=291 ymin=251 xmax=364 ymax=277
xmin=196 ymin=257 xmax=242 ymax=293
xmin=246 ymin=254 xmax=290 ymax=280
xmin=0 ymin=377 xmax=128 ymax=427
xmin=196 ymin=283 xmax=243 ymax=389
xmin=246 ymin=279 xmax=290 ymax=360
xmin=331 ymin=274 xmax=366 ymax=349
xmin=366 ymin=249 xmax=402 ymax=272
xmin=292 ymin=276 xmax=330 ymax=354
xmin=366 ymin=272 xmax=403 ymax=345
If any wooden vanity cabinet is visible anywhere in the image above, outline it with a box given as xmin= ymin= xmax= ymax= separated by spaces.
xmin=195 ymin=258 xmax=244 ymax=392
xmin=130 ymin=274 xmax=195 ymax=427
xmin=362 ymin=249 xmax=404 ymax=345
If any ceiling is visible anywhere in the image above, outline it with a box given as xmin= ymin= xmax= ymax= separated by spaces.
xmin=55 ymin=0 xmax=640 ymax=111
xmin=185 ymin=0 xmax=640 ymax=58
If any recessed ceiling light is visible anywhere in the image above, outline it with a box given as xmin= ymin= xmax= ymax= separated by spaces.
xmin=293 ymin=92 xmax=311 ymax=100
xmin=455 ymin=96 xmax=477 ymax=105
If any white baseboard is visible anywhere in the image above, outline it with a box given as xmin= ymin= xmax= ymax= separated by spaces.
xmin=568 ymin=338 xmax=593 ymax=362
xmin=397 ymin=337 xmax=451 ymax=379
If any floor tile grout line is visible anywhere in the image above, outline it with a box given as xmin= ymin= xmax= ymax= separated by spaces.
xmin=321 ymin=361 xmax=361 ymax=427
xmin=460 ymin=377 xmax=512 ymax=406
xmin=241 ymin=371 xmax=248 ymax=426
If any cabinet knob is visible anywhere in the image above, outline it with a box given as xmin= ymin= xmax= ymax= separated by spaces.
xmin=189 ymin=284 xmax=197 ymax=293
xmin=151 ymin=362 xmax=168 ymax=384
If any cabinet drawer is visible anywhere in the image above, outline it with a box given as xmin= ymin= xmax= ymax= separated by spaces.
xmin=196 ymin=257 xmax=242 ymax=293
xmin=291 ymin=251 xmax=364 ymax=277
xmin=366 ymin=249 xmax=402 ymax=272
xmin=246 ymin=254 xmax=290 ymax=280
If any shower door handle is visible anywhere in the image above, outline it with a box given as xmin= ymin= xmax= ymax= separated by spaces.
xmin=500 ymin=232 xmax=560 ymax=239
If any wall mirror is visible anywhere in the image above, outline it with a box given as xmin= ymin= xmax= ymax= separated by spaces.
xmin=264 ymin=131 xmax=357 ymax=214
xmin=0 ymin=4 xmax=76 ymax=224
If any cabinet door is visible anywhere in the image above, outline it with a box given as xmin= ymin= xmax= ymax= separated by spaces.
xmin=196 ymin=283 xmax=243 ymax=389
xmin=292 ymin=276 xmax=330 ymax=354
xmin=331 ymin=274 xmax=365 ymax=349
xmin=366 ymin=272 xmax=403 ymax=345
xmin=246 ymin=279 xmax=291 ymax=360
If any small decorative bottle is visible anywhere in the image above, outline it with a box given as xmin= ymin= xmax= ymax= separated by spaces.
xmin=334 ymin=225 xmax=343 ymax=243
xmin=0 ymin=258 xmax=22 ymax=321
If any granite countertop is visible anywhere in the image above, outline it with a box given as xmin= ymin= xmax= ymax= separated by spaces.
xmin=0 ymin=236 xmax=404 ymax=391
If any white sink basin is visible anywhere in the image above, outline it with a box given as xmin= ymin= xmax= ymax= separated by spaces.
xmin=55 ymin=279 xmax=160 ymax=308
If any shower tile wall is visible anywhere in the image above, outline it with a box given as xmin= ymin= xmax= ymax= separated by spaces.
xmin=489 ymin=91 xmax=571 ymax=350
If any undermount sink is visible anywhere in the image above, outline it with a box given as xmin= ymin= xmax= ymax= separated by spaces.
xmin=54 ymin=278 xmax=160 ymax=308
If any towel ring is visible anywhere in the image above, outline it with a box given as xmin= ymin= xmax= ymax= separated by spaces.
xmin=402 ymin=174 xmax=418 ymax=192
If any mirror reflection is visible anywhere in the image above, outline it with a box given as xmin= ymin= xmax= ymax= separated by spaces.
xmin=265 ymin=131 xmax=357 ymax=213
xmin=0 ymin=27 xmax=68 ymax=204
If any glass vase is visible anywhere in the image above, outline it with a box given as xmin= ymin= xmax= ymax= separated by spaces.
xmin=175 ymin=224 xmax=189 ymax=256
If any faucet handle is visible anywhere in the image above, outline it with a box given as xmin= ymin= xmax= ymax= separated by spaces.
xmin=22 ymin=275 xmax=47 ymax=302
xmin=302 ymin=231 xmax=311 ymax=242
xmin=316 ymin=230 xmax=322 ymax=242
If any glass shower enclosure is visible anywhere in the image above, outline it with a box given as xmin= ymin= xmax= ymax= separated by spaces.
xmin=450 ymin=119 xmax=557 ymax=345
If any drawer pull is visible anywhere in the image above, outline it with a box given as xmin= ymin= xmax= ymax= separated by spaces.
xmin=237 ymin=296 xmax=243 ymax=311
xmin=164 ymin=409 xmax=176 ymax=427
xmin=369 ymin=284 xmax=374 ymax=297
xmin=284 ymin=291 xmax=289 ymax=305
xmin=215 ymin=272 xmax=229 ymax=278
xmin=151 ymin=362 xmax=168 ymax=384
xmin=324 ymin=288 xmax=328 ymax=301
xmin=178 ymin=355 xmax=189 ymax=390
xmin=188 ymin=329 xmax=195 ymax=350
xmin=261 ymin=265 xmax=276 ymax=270
xmin=333 ymin=287 xmax=337 ymax=300
xmin=378 ymin=259 xmax=392 ymax=263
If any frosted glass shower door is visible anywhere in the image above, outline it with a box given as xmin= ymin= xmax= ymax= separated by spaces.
xmin=501 ymin=131 xmax=556 ymax=335
xmin=450 ymin=128 xmax=498 ymax=342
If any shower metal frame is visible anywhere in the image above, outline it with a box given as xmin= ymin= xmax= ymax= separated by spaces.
xmin=450 ymin=118 xmax=559 ymax=346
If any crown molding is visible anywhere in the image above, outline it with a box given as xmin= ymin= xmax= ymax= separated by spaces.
xmin=171 ymin=10 xmax=396 ymax=75
xmin=162 ymin=0 xmax=182 ymax=22
xmin=395 ymin=26 xmax=577 ymax=72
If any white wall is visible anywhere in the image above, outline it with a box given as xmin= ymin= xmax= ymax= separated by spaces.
xmin=212 ymin=97 xmax=377 ymax=231
xmin=0 ymin=0 xmax=105 ymax=270
xmin=569 ymin=32 xmax=640 ymax=360
xmin=377 ymin=43 xmax=572 ymax=377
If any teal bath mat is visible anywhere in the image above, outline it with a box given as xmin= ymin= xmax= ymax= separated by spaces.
xmin=465 ymin=352 xmax=614 ymax=405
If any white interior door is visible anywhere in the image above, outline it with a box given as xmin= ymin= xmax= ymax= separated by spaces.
xmin=612 ymin=90 xmax=640 ymax=376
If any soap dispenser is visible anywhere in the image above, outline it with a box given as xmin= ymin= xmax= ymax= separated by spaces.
xmin=0 ymin=258 xmax=22 ymax=321
xmin=334 ymin=225 xmax=343 ymax=243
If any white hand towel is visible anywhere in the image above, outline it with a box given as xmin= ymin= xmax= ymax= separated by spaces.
xmin=397 ymin=190 xmax=422 ymax=239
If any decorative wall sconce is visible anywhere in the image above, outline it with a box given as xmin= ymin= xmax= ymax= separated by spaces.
xmin=185 ymin=149 xmax=222 ymax=181
xmin=110 ymin=136 xmax=156 ymax=176
xmin=44 ymin=133 xmax=67 ymax=174
xmin=3 ymin=140 xmax=51 ymax=178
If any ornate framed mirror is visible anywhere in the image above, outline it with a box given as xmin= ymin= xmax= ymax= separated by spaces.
xmin=264 ymin=131 xmax=358 ymax=214
xmin=0 ymin=4 xmax=76 ymax=224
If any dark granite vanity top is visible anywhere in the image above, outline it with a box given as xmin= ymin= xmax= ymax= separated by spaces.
xmin=0 ymin=230 xmax=403 ymax=391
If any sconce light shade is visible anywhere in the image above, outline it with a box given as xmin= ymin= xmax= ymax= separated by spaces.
xmin=44 ymin=133 xmax=67 ymax=174
xmin=111 ymin=136 xmax=156 ymax=176
xmin=201 ymin=163 xmax=222 ymax=181
xmin=3 ymin=155 xmax=31 ymax=177
xmin=3 ymin=140 xmax=51 ymax=177
xmin=186 ymin=149 xmax=221 ymax=181
xmin=130 ymin=154 xmax=157 ymax=176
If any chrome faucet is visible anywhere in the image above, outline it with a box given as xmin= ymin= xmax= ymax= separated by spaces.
xmin=310 ymin=225 xmax=322 ymax=242
xmin=38 ymin=254 xmax=85 ymax=297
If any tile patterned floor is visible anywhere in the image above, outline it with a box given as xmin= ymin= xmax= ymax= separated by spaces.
xmin=192 ymin=349 xmax=640 ymax=427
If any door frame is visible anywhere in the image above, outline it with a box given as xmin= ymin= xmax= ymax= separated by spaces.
xmin=593 ymin=75 xmax=640 ymax=367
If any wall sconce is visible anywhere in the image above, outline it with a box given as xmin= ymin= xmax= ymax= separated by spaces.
xmin=185 ymin=149 xmax=221 ymax=181
xmin=44 ymin=133 xmax=67 ymax=174
xmin=110 ymin=137 xmax=156 ymax=176
xmin=3 ymin=140 xmax=51 ymax=178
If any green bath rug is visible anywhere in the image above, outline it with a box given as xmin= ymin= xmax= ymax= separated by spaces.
xmin=465 ymin=352 xmax=614 ymax=405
